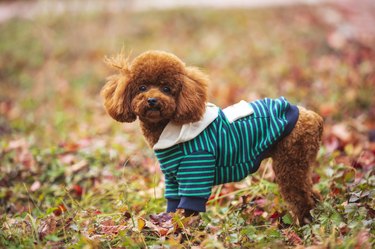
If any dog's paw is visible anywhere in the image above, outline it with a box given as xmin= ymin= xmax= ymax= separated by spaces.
xmin=181 ymin=209 xmax=200 ymax=217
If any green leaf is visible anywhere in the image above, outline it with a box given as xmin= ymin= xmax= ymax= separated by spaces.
xmin=282 ymin=213 xmax=293 ymax=225
xmin=45 ymin=234 xmax=60 ymax=242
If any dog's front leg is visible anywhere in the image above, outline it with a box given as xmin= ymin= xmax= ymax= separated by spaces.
xmin=176 ymin=209 xmax=199 ymax=217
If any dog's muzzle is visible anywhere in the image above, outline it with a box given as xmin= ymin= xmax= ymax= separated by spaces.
xmin=147 ymin=98 xmax=158 ymax=107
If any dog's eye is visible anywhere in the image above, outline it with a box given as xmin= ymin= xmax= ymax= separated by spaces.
xmin=139 ymin=85 xmax=147 ymax=92
xmin=162 ymin=86 xmax=171 ymax=93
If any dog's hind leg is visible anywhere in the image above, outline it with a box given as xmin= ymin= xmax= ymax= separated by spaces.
xmin=270 ymin=107 xmax=323 ymax=224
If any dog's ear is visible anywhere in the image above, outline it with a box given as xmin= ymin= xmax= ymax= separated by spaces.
xmin=100 ymin=54 xmax=136 ymax=123
xmin=173 ymin=66 xmax=208 ymax=124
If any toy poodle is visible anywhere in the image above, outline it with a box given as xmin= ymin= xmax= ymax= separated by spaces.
xmin=101 ymin=50 xmax=323 ymax=224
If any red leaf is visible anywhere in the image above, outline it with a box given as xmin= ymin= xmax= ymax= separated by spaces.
xmin=311 ymin=172 xmax=321 ymax=184
xmin=158 ymin=227 xmax=169 ymax=236
xmin=254 ymin=198 xmax=267 ymax=207
xmin=0 ymin=99 xmax=13 ymax=117
xmin=364 ymin=204 xmax=375 ymax=219
xmin=319 ymin=103 xmax=337 ymax=117
xmin=100 ymin=219 xmax=127 ymax=235
xmin=253 ymin=209 xmax=264 ymax=217
xmin=59 ymin=142 xmax=80 ymax=153
xmin=93 ymin=209 xmax=102 ymax=215
xmin=53 ymin=204 xmax=67 ymax=216
xmin=354 ymin=230 xmax=371 ymax=249
xmin=269 ymin=211 xmax=280 ymax=220
xmin=339 ymin=223 xmax=349 ymax=236
xmin=323 ymin=135 xmax=341 ymax=152
xmin=330 ymin=185 xmax=342 ymax=197
xmin=352 ymin=150 xmax=375 ymax=170
xmin=7 ymin=139 xmax=35 ymax=169
xmin=282 ymin=229 xmax=302 ymax=245
xmin=71 ymin=184 xmax=83 ymax=197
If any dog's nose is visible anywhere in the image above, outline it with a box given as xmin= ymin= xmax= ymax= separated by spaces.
xmin=147 ymin=98 xmax=158 ymax=106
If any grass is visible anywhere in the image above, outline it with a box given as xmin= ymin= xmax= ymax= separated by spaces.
xmin=0 ymin=4 xmax=374 ymax=248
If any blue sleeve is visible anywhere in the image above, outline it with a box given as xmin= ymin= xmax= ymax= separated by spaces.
xmin=176 ymin=151 xmax=216 ymax=212
xmin=164 ymin=173 xmax=179 ymax=200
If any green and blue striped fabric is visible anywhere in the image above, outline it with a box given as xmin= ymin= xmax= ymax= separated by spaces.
xmin=155 ymin=97 xmax=299 ymax=212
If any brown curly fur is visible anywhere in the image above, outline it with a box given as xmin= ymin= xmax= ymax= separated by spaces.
xmin=101 ymin=50 xmax=208 ymax=146
xmin=270 ymin=106 xmax=323 ymax=223
xmin=101 ymin=50 xmax=323 ymax=224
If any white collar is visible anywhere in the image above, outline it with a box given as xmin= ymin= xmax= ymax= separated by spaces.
xmin=153 ymin=100 xmax=254 ymax=150
xmin=153 ymin=103 xmax=219 ymax=150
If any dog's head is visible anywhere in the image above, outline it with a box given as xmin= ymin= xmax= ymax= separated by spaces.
xmin=101 ymin=50 xmax=208 ymax=125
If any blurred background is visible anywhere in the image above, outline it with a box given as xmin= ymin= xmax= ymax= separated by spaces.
xmin=0 ymin=0 xmax=374 ymax=247
xmin=1 ymin=0 xmax=374 ymax=144
xmin=1 ymin=0 xmax=374 ymax=145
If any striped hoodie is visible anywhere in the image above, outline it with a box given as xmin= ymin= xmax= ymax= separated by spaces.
xmin=154 ymin=97 xmax=299 ymax=212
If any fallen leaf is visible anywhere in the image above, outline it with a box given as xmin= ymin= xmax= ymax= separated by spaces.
xmin=123 ymin=211 xmax=132 ymax=220
xmin=348 ymin=192 xmax=361 ymax=203
xmin=149 ymin=212 xmax=172 ymax=225
xmin=7 ymin=138 xmax=28 ymax=151
xmin=59 ymin=142 xmax=80 ymax=153
xmin=38 ymin=216 xmax=57 ymax=240
xmin=327 ymin=31 xmax=347 ymax=50
xmin=312 ymin=172 xmax=321 ymax=184
xmin=282 ymin=229 xmax=302 ymax=245
xmin=53 ymin=204 xmax=67 ymax=216
xmin=331 ymin=123 xmax=352 ymax=144
xmin=0 ymin=99 xmax=13 ymax=117
xmin=58 ymin=154 xmax=76 ymax=164
xmin=71 ymin=184 xmax=83 ymax=197
xmin=319 ymin=103 xmax=337 ymax=117
xmin=330 ymin=183 xmax=342 ymax=197
xmin=254 ymin=209 xmax=264 ymax=217
xmin=354 ymin=230 xmax=371 ymax=249
xmin=254 ymin=198 xmax=267 ymax=207
xmin=352 ymin=150 xmax=375 ymax=170
xmin=158 ymin=227 xmax=169 ymax=236
xmin=99 ymin=219 xmax=127 ymax=235
xmin=30 ymin=181 xmax=41 ymax=192
xmin=339 ymin=223 xmax=349 ymax=236
xmin=148 ymin=213 xmax=175 ymax=236
xmin=138 ymin=218 xmax=146 ymax=231
xmin=70 ymin=160 xmax=88 ymax=173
